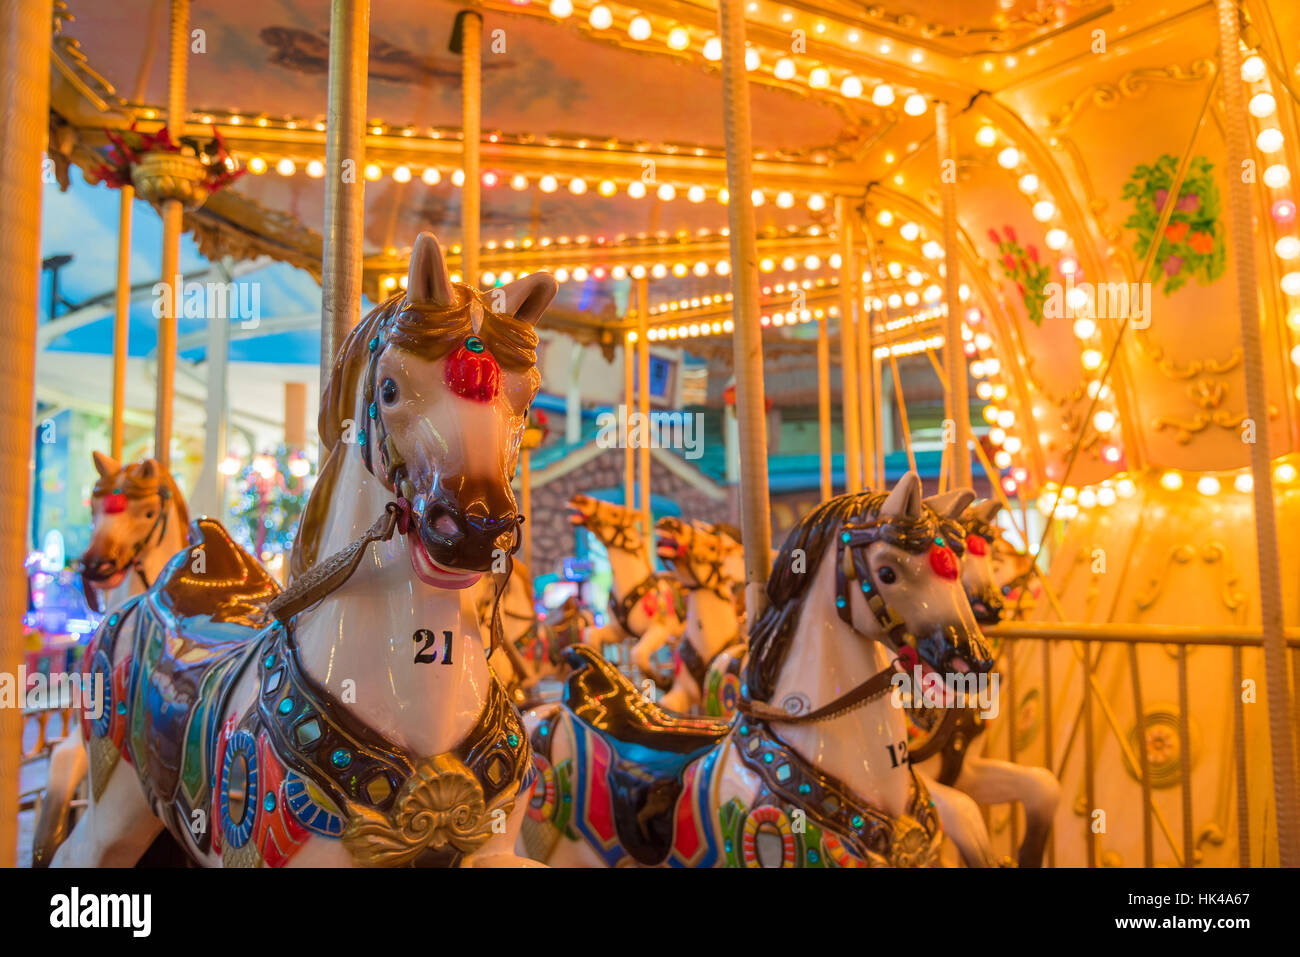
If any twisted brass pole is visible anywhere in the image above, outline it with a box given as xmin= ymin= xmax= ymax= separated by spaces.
xmin=460 ymin=11 xmax=482 ymax=286
xmin=836 ymin=196 xmax=862 ymax=494
xmin=1217 ymin=0 xmax=1299 ymax=867
xmin=0 ymin=0 xmax=52 ymax=867
xmin=320 ymin=0 xmax=370 ymax=392
xmin=717 ymin=0 xmax=772 ymax=614
xmin=111 ymin=187 xmax=133 ymax=460
xmin=937 ymin=101 xmax=972 ymax=489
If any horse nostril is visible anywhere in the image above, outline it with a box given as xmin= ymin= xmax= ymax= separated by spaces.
xmin=434 ymin=514 xmax=459 ymax=537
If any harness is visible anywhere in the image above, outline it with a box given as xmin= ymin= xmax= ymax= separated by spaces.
xmin=79 ymin=486 xmax=173 ymax=612
xmin=739 ymin=508 xmax=966 ymax=727
xmin=608 ymin=572 xmax=680 ymax=633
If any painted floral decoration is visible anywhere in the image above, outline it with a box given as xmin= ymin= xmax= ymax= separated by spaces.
xmin=988 ymin=225 xmax=1053 ymax=326
xmin=1121 ymin=154 xmax=1226 ymax=294
xmin=91 ymin=122 xmax=245 ymax=195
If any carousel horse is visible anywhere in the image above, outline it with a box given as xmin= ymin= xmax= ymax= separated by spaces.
xmin=475 ymin=559 xmax=554 ymax=700
xmin=32 ymin=452 xmax=190 ymax=867
xmin=653 ymin=517 xmax=746 ymax=716
xmin=567 ymin=493 xmax=685 ymax=678
xmin=519 ymin=473 xmax=994 ymax=867
xmin=53 ymin=233 xmax=555 ymax=868
xmin=906 ymin=498 xmax=1061 ymax=868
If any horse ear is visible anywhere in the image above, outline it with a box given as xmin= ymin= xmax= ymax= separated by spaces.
xmin=880 ymin=471 xmax=922 ymax=520
xmin=923 ymin=488 xmax=975 ymax=519
xmin=407 ymin=232 xmax=455 ymax=307
xmin=972 ymin=499 xmax=1001 ymax=524
xmin=137 ymin=458 xmax=159 ymax=481
xmin=92 ymin=451 xmax=120 ymax=479
xmin=498 ymin=272 xmax=557 ymax=326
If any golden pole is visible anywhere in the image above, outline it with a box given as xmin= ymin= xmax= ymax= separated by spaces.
xmin=153 ymin=0 xmax=189 ymax=471
xmin=717 ymin=0 xmax=773 ymax=613
xmin=1217 ymin=0 xmax=1299 ymax=867
xmin=887 ymin=351 xmax=918 ymax=478
xmin=459 ymin=11 xmax=482 ymax=286
xmin=111 ymin=187 xmax=133 ymax=460
xmin=856 ymin=251 xmax=877 ymax=489
xmin=624 ymin=329 xmax=635 ymax=513
xmin=0 ymin=0 xmax=53 ymax=867
xmin=937 ymin=101 xmax=972 ymax=489
xmin=836 ymin=197 xmax=862 ymax=493
xmin=284 ymin=382 xmax=307 ymax=448
xmin=817 ymin=307 xmax=832 ymax=500
xmin=637 ymin=277 xmax=651 ymax=531
xmin=521 ymin=448 xmax=532 ymax=569
xmin=320 ymin=0 xmax=369 ymax=390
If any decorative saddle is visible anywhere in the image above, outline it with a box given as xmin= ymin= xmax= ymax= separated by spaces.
xmin=542 ymin=644 xmax=731 ymax=865
xmin=84 ymin=517 xmax=531 ymax=867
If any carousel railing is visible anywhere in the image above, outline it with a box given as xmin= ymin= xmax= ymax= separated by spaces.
xmin=982 ymin=620 xmax=1300 ymax=868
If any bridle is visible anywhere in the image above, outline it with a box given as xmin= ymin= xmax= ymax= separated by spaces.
xmin=79 ymin=486 xmax=172 ymax=611
xmin=673 ymin=527 xmax=741 ymax=604
xmin=576 ymin=504 xmax=643 ymax=555
xmin=739 ymin=507 xmax=966 ymax=726
xmin=267 ymin=288 xmax=528 ymax=667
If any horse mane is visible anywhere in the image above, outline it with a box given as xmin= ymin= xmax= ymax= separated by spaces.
xmin=743 ymin=489 xmax=961 ymax=703
xmin=290 ymin=285 xmax=541 ymax=578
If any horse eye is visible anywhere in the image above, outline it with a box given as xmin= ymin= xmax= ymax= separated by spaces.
xmin=381 ymin=377 xmax=399 ymax=404
xmin=145 ymin=511 xmax=155 ymax=519
xmin=877 ymin=566 xmax=898 ymax=585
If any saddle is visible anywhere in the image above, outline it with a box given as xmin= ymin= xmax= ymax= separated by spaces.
xmin=123 ymin=518 xmax=280 ymax=852
xmin=561 ymin=644 xmax=730 ymax=864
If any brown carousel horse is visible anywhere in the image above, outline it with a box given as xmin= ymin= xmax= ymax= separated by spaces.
xmin=53 ymin=233 xmax=555 ymax=867
xmin=32 ymin=452 xmax=190 ymax=866
xmin=519 ymin=473 xmax=993 ymax=867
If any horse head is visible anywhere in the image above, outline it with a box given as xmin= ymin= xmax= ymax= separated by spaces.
xmin=654 ymin=516 xmax=744 ymax=600
xmin=953 ymin=498 xmax=1006 ymax=624
xmin=568 ymin=492 xmax=643 ymax=556
xmin=294 ymin=232 xmax=555 ymax=584
xmin=78 ymin=451 xmax=189 ymax=610
xmin=745 ymin=473 xmax=992 ymax=704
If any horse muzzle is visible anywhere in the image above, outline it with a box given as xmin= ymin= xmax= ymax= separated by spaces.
xmin=915 ymin=623 xmax=995 ymax=676
xmin=418 ymin=491 xmax=518 ymax=572
xmin=969 ymin=589 xmax=1005 ymax=625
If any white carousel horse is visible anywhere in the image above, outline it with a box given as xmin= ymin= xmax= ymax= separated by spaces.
xmin=518 ymin=473 xmax=994 ymax=867
xmin=907 ymin=498 xmax=1060 ymax=868
xmin=53 ymin=233 xmax=555 ymax=868
xmin=567 ymin=494 xmax=685 ymax=677
xmin=32 ymin=452 xmax=190 ymax=867
xmin=652 ymin=517 xmax=746 ymax=716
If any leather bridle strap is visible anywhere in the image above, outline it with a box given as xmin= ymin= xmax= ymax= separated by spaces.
xmin=79 ymin=489 xmax=172 ymax=612
xmin=738 ymin=660 xmax=900 ymax=724
xmin=267 ymin=501 xmax=407 ymax=626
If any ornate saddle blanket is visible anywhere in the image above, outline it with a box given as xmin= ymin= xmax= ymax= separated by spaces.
xmin=82 ymin=517 xmax=531 ymax=867
xmin=530 ymin=644 xmax=730 ymax=865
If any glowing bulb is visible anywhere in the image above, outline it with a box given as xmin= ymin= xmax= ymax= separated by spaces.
xmin=247 ymin=157 xmax=267 ymax=174
xmin=667 ymin=26 xmax=689 ymax=50
xmin=840 ymin=75 xmax=864 ymax=98
xmin=1073 ymin=317 xmax=1097 ymax=339
xmin=1116 ymin=477 xmax=1136 ymax=498
xmin=1081 ymin=349 xmax=1103 ymax=370
xmin=877 ymin=210 xmax=894 ymax=227
xmin=1093 ymin=409 xmax=1116 ymax=432
xmin=1046 ymin=228 xmax=1068 ymax=251
xmin=1033 ymin=200 xmax=1056 ymax=223
xmin=306 ymin=159 xmax=325 ymax=178
xmin=1018 ymin=173 xmax=1039 ymax=194
xmin=1277 ymin=237 xmax=1300 ymax=260
xmin=871 ymin=84 xmax=895 ymax=106
xmin=539 ymin=174 xmax=558 ymax=193
xmin=808 ymin=193 xmax=827 ymax=212
xmin=627 ymin=180 xmax=647 ymax=199
xmin=1242 ymin=55 xmax=1267 ymax=82
xmin=774 ymin=57 xmax=796 ymax=80
xmin=751 ymin=189 xmax=765 ymax=206
xmin=1197 ymin=475 xmax=1221 ymax=496
xmin=1160 ymin=470 xmax=1183 ymax=491
xmin=569 ymin=177 xmax=587 ymax=194
xmin=549 ymin=0 xmax=573 ymax=16
xmin=1265 ymin=165 xmax=1292 ymax=189
xmin=745 ymin=47 xmax=760 ymax=71
xmin=589 ymin=4 xmax=613 ymax=29
xmin=1276 ymin=463 xmax=1298 ymax=483
xmin=903 ymin=94 xmax=927 ymax=116
xmin=1283 ymin=272 xmax=1300 ymax=296
xmin=776 ymin=190 xmax=795 ymax=209
xmin=1235 ymin=473 xmax=1253 ymax=493
xmin=900 ymin=221 xmax=920 ymax=241
xmin=1258 ymin=128 xmax=1285 ymax=153
xmin=364 ymin=163 xmax=382 ymax=181
xmin=422 ymin=168 xmax=442 ymax=185
xmin=656 ymin=183 xmax=676 ymax=201
xmin=975 ymin=126 xmax=997 ymax=147
xmin=1250 ymin=92 xmax=1277 ymax=117
xmin=997 ymin=147 xmax=1020 ymax=169
xmin=451 ymin=169 xmax=465 ymax=186
xmin=703 ymin=37 xmax=722 ymax=61
xmin=1097 ymin=487 xmax=1117 ymax=507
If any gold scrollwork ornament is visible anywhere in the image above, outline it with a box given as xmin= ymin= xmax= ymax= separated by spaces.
xmin=342 ymin=753 xmax=512 ymax=866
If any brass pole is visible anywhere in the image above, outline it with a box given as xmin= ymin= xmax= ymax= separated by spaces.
xmin=937 ymin=101 xmax=972 ymax=488
xmin=154 ymin=0 xmax=189 ymax=470
xmin=111 ymin=187 xmax=134 ymax=460
xmin=856 ymin=251 xmax=878 ymax=489
xmin=836 ymin=197 xmax=862 ymax=493
xmin=320 ymin=0 xmax=369 ymax=391
xmin=637 ymin=277 xmax=651 ymax=530
xmin=284 ymin=382 xmax=307 ymax=448
xmin=717 ymin=0 xmax=773 ymax=613
xmin=624 ymin=330 xmax=635 ymax=513
xmin=1217 ymin=0 xmax=1299 ymax=867
xmin=0 ymin=0 xmax=53 ymax=867
xmin=817 ymin=307 xmax=832 ymax=499
xmin=887 ymin=351 xmax=918 ymax=477
xmin=459 ymin=11 xmax=482 ymax=286
xmin=521 ymin=448 xmax=532 ymax=569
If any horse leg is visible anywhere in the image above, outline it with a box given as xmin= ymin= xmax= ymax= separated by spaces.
xmin=631 ymin=621 xmax=672 ymax=674
xmin=657 ymin=665 xmax=697 ymax=714
xmin=952 ymin=755 xmax=1060 ymax=867
xmin=462 ymin=797 xmax=548 ymax=867
xmin=917 ymin=771 xmax=996 ymax=867
xmin=51 ymin=756 xmax=164 ymax=867
xmin=31 ymin=723 xmax=88 ymax=866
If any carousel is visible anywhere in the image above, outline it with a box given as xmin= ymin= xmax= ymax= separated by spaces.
xmin=0 ymin=0 xmax=1297 ymax=872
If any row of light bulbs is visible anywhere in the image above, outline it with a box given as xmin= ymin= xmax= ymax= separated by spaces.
xmin=242 ymin=154 xmax=831 ymax=211
xmin=546 ymin=0 xmax=929 ymax=112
